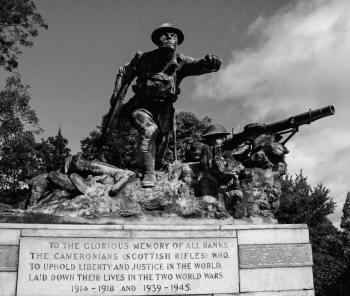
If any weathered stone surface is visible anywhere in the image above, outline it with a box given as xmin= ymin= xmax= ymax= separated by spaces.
xmin=0 ymin=229 xmax=21 ymax=245
xmin=124 ymin=224 xmax=221 ymax=230
xmin=21 ymin=229 xmax=130 ymax=238
xmin=0 ymin=245 xmax=18 ymax=271
xmin=0 ymin=272 xmax=17 ymax=296
xmin=131 ymin=230 xmax=236 ymax=238
xmin=240 ymin=266 xmax=314 ymax=292
xmin=239 ymin=244 xmax=312 ymax=268
xmin=238 ymin=291 xmax=314 ymax=296
xmin=231 ymin=167 xmax=281 ymax=223
xmin=221 ymin=224 xmax=307 ymax=230
xmin=0 ymin=223 xmax=314 ymax=296
xmin=237 ymin=228 xmax=310 ymax=245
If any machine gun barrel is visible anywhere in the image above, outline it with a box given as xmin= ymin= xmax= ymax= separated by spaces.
xmin=264 ymin=105 xmax=335 ymax=133
xmin=224 ymin=105 xmax=335 ymax=149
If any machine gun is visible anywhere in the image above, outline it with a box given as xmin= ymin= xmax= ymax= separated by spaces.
xmin=224 ymin=105 xmax=335 ymax=149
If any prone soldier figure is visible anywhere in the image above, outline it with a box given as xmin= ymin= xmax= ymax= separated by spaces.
xmin=104 ymin=23 xmax=222 ymax=188
xmin=28 ymin=153 xmax=135 ymax=206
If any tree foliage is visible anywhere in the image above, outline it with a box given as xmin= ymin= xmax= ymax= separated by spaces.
xmin=340 ymin=192 xmax=350 ymax=231
xmin=0 ymin=74 xmax=41 ymax=140
xmin=38 ymin=128 xmax=71 ymax=172
xmin=276 ymin=172 xmax=336 ymax=227
xmin=81 ymin=110 xmax=211 ymax=169
xmin=311 ymin=224 xmax=350 ymax=296
xmin=0 ymin=0 xmax=47 ymax=71
xmin=80 ymin=109 xmax=139 ymax=169
xmin=80 ymin=127 xmax=105 ymax=161
xmin=277 ymin=172 xmax=349 ymax=296
xmin=80 ymin=121 xmax=138 ymax=169
xmin=0 ymin=74 xmax=43 ymax=190
xmin=166 ymin=111 xmax=211 ymax=163
xmin=0 ymin=134 xmax=41 ymax=190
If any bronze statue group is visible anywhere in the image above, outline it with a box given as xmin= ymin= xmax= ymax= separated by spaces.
xmin=27 ymin=24 xmax=332 ymax=221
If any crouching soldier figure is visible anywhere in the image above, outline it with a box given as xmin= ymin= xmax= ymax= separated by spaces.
xmin=199 ymin=124 xmax=245 ymax=197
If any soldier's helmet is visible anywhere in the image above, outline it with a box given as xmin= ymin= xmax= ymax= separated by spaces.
xmin=202 ymin=124 xmax=230 ymax=139
xmin=151 ymin=23 xmax=184 ymax=46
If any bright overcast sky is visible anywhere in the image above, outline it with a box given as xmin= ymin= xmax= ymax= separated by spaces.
xmin=0 ymin=0 xmax=349 ymax=226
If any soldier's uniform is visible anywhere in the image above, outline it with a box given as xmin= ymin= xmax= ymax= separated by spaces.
xmin=199 ymin=125 xmax=241 ymax=194
xmin=114 ymin=24 xmax=221 ymax=187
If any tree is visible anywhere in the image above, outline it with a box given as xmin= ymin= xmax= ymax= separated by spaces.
xmin=339 ymin=193 xmax=350 ymax=296
xmin=0 ymin=74 xmax=41 ymax=141
xmin=276 ymin=172 xmax=349 ymax=296
xmin=38 ymin=128 xmax=71 ymax=172
xmin=0 ymin=133 xmax=42 ymax=191
xmin=311 ymin=227 xmax=349 ymax=296
xmin=81 ymin=121 xmax=139 ymax=169
xmin=340 ymin=192 xmax=350 ymax=231
xmin=0 ymin=0 xmax=47 ymax=71
xmin=0 ymin=74 xmax=43 ymax=191
xmin=80 ymin=110 xmax=137 ymax=168
xmin=276 ymin=172 xmax=336 ymax=227
xmin=166 ymin=111 xmax=211 ymax=162
xmin=80 ymin=110 xmax=212 ymax=169
xmin=80 ymin=127 xmax=104 ymax=161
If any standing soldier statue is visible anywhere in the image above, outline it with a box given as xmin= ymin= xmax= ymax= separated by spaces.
xmin=102 ymin=23 xmax=222 ymax=188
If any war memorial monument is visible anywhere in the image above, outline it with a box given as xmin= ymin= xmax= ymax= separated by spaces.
xmin=0 ymin=23 xmax=335 ymax=296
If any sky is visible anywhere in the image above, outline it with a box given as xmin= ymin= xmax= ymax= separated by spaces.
xmin=0 ymin=0 xmax=349 ymax=226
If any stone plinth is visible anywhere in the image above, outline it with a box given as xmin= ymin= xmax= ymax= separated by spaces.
xmin=0 ymin=223 xmax=314 ymax=296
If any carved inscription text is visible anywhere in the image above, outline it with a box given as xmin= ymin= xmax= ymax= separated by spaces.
xmin=17 ymin=236 xmax=238 ymax=296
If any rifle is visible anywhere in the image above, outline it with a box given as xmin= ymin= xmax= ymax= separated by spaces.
xmin=224 ymin=105 xmax=335 ymax=149
xmin=171 ymin=106 xmax=178 ymax=161
xmin=100 ymin=52 xmax=141 ymax=144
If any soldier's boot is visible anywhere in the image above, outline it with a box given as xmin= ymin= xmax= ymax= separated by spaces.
xmin=141 ymin=152 xmax=156 ymax=188
xmin=131 ymin=109 xmax=158 ymax=187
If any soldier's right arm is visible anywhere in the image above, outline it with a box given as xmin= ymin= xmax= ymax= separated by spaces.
xmin=177 ymin=54 xmax=221 ymax=82
xmin=110 ymin=51 xmax=143 ymax=106
xmin=101 ymin=51 xmax=143 ymax=143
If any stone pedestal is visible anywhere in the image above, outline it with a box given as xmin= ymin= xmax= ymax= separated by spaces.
xmin=0 ymin=223 xmax=314 ymax=296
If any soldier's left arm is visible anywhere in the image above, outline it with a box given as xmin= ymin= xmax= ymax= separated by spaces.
xmin=178 ymin=54 xmax=222 ymax=79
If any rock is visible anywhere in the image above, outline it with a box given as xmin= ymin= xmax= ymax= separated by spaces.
xmin=0 ymin=202 xmax=13 ymax=211
xmin=110 ymin=170 xmax=136 ymax=196
xmin=200 ymin=195 xmax=228 ymax=219
xmin=112 ymin=196 xmax=142 ymax=217
xmin=25 ymin=164 xmax=231 ymax=220
xmin=174 ymin=197 xmax=202 ymax=218
xmin=226 ymin=167 xmax=281 ymax=223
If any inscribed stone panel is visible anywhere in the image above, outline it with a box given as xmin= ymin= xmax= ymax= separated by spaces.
xmin=17 ymin=236 xmax=238 ymax=296
xmin=239 ymin=244 xmax=313 ymax=268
